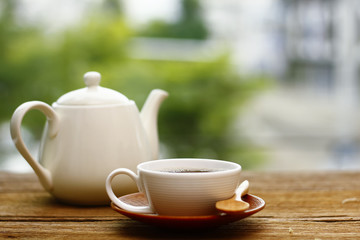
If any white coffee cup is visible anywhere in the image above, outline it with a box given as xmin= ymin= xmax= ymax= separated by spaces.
xmin=105 ymin=158 xmax=241 ymax=216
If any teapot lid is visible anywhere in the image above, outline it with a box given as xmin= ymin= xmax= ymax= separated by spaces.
xmin=56 ymin=71 xmax=130 ymax=105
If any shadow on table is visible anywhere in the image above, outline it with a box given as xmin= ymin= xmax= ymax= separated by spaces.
xmin=116 ymin=218 xmax=263 ymax=239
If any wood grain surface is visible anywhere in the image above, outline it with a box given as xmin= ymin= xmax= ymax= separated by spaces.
xmin=1 ymin=171 xmax=359 ymax=239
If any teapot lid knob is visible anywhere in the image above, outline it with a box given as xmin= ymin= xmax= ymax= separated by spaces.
xmin=84 ymin=71 xmax=101 ymax=87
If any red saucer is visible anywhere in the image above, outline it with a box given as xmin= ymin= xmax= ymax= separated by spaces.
xmin=111 ymin=192 xmax=265 ymax=229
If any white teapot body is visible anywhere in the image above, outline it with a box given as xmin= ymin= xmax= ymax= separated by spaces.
xmin=10 ymin=72 xmax=168 ymax=205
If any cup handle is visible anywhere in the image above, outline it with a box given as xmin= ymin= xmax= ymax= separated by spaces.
xmin=105 ymin=168 xmax=154 ymax=214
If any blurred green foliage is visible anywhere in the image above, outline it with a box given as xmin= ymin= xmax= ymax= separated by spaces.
xmin=139 ymin=0 xmax=208 ymax=39
xmin=0 ymin=0 xmax=269 ymax=168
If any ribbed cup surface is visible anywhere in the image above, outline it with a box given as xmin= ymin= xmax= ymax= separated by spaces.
xmin=138 ymin=159 xmax=241 ymax=216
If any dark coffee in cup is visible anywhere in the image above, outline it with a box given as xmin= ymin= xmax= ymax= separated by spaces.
xmin=163 ymin=169 xmax=218 ymax=173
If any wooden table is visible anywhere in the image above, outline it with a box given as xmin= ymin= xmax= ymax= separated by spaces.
xmin=1 ymin=171 xmax=359 ymax=239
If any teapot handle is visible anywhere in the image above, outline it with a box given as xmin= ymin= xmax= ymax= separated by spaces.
xmin=10 ymin=101 xmax=60 ymax=191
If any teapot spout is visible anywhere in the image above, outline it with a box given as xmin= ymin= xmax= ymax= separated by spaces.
xmin=140 ymin=89 xmax=168 ymax=159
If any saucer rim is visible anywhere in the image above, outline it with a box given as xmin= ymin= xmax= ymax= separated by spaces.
xmin=110 ymin=192 xmax=265 ymax=228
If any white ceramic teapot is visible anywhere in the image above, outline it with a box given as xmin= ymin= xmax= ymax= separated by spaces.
xmin=10 ymin=71 xmax=168 ymax=205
